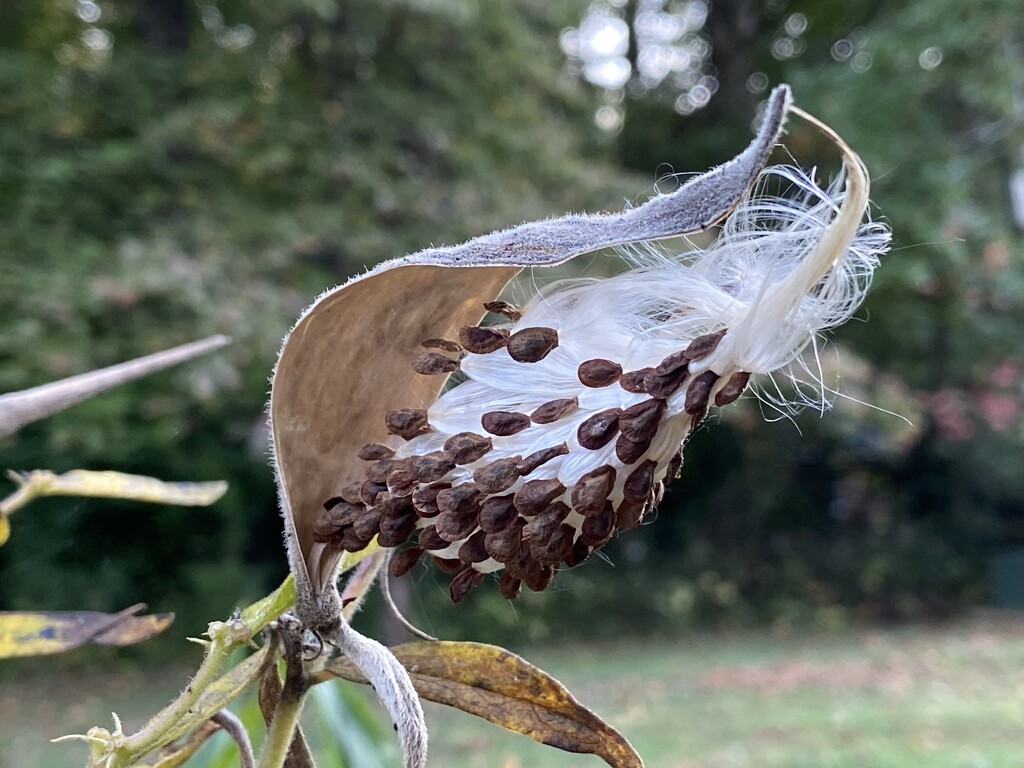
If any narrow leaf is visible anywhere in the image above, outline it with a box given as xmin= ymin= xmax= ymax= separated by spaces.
xmin=0 ymin=604 xmax=173 ymax=658
xmin=320 ymin=641 xmax=642 ymax=768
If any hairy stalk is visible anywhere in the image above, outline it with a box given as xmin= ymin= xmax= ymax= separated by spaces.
xmin=257 ymin=629 xmax=310 ymax=768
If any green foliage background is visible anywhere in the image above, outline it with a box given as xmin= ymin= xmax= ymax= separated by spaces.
xmin=2 ymin=0 xmax=1023 ymax=646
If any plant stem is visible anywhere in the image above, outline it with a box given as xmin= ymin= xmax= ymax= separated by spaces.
xmin=257 ymin=628 xmax=309 ymax=768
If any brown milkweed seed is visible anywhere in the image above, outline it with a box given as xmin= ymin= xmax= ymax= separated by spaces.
xmin=513 ymin=478 xmax=566 ymax=516
xmin=523 ymin=564 xmax=555 ymax=593
xmin=432 ymin=556 xmax=464 ymax=574
xmin=408 ymin=452 xmax=454 ymax=483
xmin=654 ymin=351 xmax=690 ymax=376
xmin=359 ymin=480 xmax=387 ymax=507
xmin=484 ymin=518 xmax=526 ymax=563
xmin=624 ymin=459 xmax=658 ymax=502
xmin=421 ymin=338 xmax=462 ymax=353
xmin=685 ymin=370 xmax=719 ymax=414
xmin=571 ymin=465 xmax=616 ymax=517
xmin=385 ymin=409 xmax=429 ymax=439
xmin=615 ymin=434 xmax=651 ymax=465
xmin=443 ymin=432 xmax=493 ymax=465
xmin=352 ymin=508 xmax=382 ymax=541
xmin=357 ymin=443 xmax=395 ymax=461
xmin=458 ymin=325 xmax=509 ymax=354
xmin=418 ymin=525 xmax=447 ymax=551
xmin=577 ymin=408 xmax=622 ymax=450
xmin=530 ymin=397 xmax=577 ymax=425
xmin=386 ymin=469 xmax=418 ymax=496
xmin=484 ymin=300 xmax=522 ymax=321
xmin=532 ymin=523 xmax=575 ymax=566
xmin=619 ymin=368 xmax=653 ymax=394
xmin=498 ymin=571 xmax=522 ymax=599
xmin=450 ymin=568 xmax=485 ymax=603
xmin=436 ymin=508 xmax=481 ymax=542
xmin=619 ymin=398 xmax=665 ymax=442
xmin=581 ymin=501 xmax=615 ymax=546
xmin=389 ymin=547 xmax=424 ymax=578
xmin=522 ymin=501 xmax=569 ymax=542
xmin=565 ymin=538 xmax=591 ymax=567
xmin=616 ymin=498 xmax=648 ymax=531
xmin=644 ymin=367 xmax=689 ymax=399
xmin=412 ymin=352 xmax=460 ymax=376
xmin=458 ymin=530 xmax=489 ymax=564
xmin=507 ymin=327 xmax=559 ymax=363
xmin=478 ymin=495 xmax=518 ymax=533
xmin=340 ymin=482 xmax=364 ymax=505
xmin=578 ymin=359 xmax=623 ymax=388
xmin=319 ymin=500 xmax=365 ymax=527
xmin=340 ymin=528 xmax=371 ymax=552
xmin=516 ymin=443 xmax=569 ymax=475
xmin=411 ymin=483 xmax=450 ymax=518
xmin=322 ymin=496 xmax=344 ymax=511
xmin=715 ymin=371 xmax=751 ymax=406
xmin=367 ymin=459 xmax=400 ymax=484
xmin=482 ymin=411 xmax=531 ymax=436
xmin=375 ymin=491 xmax=413 ymax=517
xmin=472 ymin=456 xmax=522 ymax=494
xmin=436 ymin=484 xmax=482 ymax=518
xmin=378 ymin=508 xmax=417 ymax=547
xmin=684 ymin=328 xmax=727 ymax=360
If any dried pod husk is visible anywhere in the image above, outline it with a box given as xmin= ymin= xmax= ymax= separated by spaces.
xmin=530 ymin=397 xmax=578 ymax=425
xmin=385 ymin=409 xmax=429 ymax=439
xmin=357 ymin=443 xmax=395 ymax=461
xmin=577 ymin=359 xmax=623 ymax=388
xmin=478 ymin=495 xmax=518 ymax=533
xmin=443 ymin=432 xmax=493 ymax=465
xmin=506 ymin=327 xmax=559 ymax=363
xmin=516 ymin=443 xmax=569 ymax=475
xmin=484 ymin=300 xmax=522 ymax=321
xmin=450 ymin=568 xmax=485 ymax=603
xmin=472 ymin=456 xmax=523 ymax=494
xmin=619 ymin=368 xmax=653 ymax=394
xmin=570 ymin=465 xmax=616 ymax=517
xmin=513 ymin=478 xmax=566 ymax=516
xmin=715 ymin=371 xmax=752 ymax=406
xmin=481 ymin=410 xmax=532 ymax=436
xmin=683 ymin=328 xmax=727 ymax=360
xmin=577 ymin=408 xmax=621 ymax=450
xmin=685 ymin=370 xmax=719 ymax=414
xmin=458 ymin=325 xmax=509 ymax=354
xmin=624 ymin=459 xmax=658 ymax=502
xmin=411 ymin=482 xmax=450 ymax=518
xmin=389 ymin=547 xmax=424 ymax=577
xmin=581 ymin=502 xmax=615 ymax=546
xmin=412 ymin=352 xmax=460 ymax=376
xmin=421 ymin=337 xmax=462 ymax=353
xmin=619 ymin=398 xmax=665 ymax=443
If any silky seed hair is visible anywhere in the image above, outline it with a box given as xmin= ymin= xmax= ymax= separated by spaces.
xmin=312 ymin=128 xmax=890 ymax=602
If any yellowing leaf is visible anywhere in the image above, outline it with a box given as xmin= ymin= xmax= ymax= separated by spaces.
xmin=0 ymin=515 xmax=9 ymax=545
xmin=0 ymin=604 xmax=173 ymax=659
xmin=321 ymin=641 xmax=643 ymax=768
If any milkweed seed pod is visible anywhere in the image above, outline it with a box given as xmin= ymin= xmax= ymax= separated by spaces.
xmin=270 ymin=86 xmax=890 ymax=623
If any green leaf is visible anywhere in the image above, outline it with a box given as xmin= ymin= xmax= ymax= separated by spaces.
xmin=320 ymin=641 xmax=643 ymax=768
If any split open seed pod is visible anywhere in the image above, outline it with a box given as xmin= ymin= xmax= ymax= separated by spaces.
xmin=270 ymin=86 xmax=793 ymax=624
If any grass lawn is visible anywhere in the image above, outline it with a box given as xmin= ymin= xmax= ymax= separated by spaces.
xmin=4 ymin=616 xmax=1024 ymax=767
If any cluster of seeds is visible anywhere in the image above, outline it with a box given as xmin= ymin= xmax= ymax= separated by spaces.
xmin=312 ymin=301 xmax=750 ymax=602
